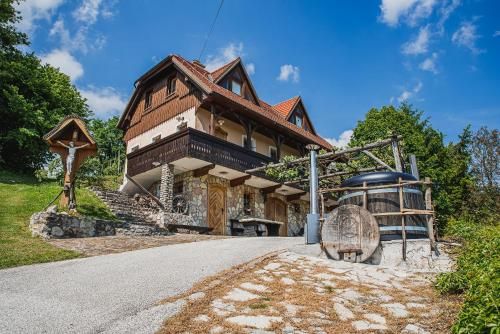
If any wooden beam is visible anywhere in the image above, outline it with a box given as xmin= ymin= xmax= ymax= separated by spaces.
xmin=246 ymin=135 xmax=402 ymax=173
xmin=230 ymin=175 xmax=251 ymax=187
xmin=261 ymin=184 xmax=281 ymax=194
xmin=286 ymin=192 xmax=306 ymax=201
xmin=124 ymin=174 xmax=165 ymax=210
xmin=284 ymin=166 xmax=387 ymax=185
xmin=193 ymin=164 xmax=215 ymax=177
xmin=362 ymin=150 xmax=395 ymax=172
xmin=392 ymin=136 xmax=403 ymax=172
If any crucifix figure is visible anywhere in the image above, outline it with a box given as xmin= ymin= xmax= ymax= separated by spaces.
xmin=57 ymin=140 xmax=90 ymax=176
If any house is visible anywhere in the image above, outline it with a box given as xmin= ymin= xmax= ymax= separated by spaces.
xmin=117 ymin=54 xmax=332 ymax=236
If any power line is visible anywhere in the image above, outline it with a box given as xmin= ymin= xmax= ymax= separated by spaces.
xmin=198 ymin=0 xmax=224 ymax=61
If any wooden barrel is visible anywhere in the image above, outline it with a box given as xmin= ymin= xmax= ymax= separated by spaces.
xmin=338 ymin=172 xmax=428 ymax=241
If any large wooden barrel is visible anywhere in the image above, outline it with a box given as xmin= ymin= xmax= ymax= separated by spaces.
xmin=338 ymin=172 xmax=428 ymax=241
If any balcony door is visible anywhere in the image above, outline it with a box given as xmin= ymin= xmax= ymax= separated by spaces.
xmin=208 ymin=184 xmax=226 ymax=235
xmin=265 ymin=197 xmax=288 ymax=236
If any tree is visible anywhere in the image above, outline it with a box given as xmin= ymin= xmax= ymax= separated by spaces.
xmin=350 ymin=104 xmax=473 ymax=228
xmin=470 ymin=127 xmax=499 ymax=189
xmin=0 ymin=0 xmax=91 ymax=171
xmin=0 ymin=0 xmax=28 ymax=53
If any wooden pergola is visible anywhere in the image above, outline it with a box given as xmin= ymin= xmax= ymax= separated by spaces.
xmin=246 ymin=135 xmax=437 ymax=254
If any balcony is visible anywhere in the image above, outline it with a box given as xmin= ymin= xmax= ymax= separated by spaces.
xmin=126 ymin=127 xmax=274 ymax=177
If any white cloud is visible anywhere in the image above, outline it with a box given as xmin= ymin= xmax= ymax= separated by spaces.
xmin=14 ymin=0 xmax=64 ymax=33
xmin=419 ymin=52 xmax=438 ymax=73
xmin=379 ymin=0 xmax=417 ymax=26
xmin=452 ymin=21 xmax=484 ymax=54
xmin=40 ymin=49 xmax=84 ymax=82
xmin=493 ymin=31 xmax=500 ymax=37
xmin=79 ymin=86 xmax=127 ymax=119
xmin=325 ymin=130 xmax=353 ymax=149
xmin=402 ymin=25 xmax=430 ymax=55
xmin=246 ymin=63 xmax=255 ymax=75
xmin=408 ymin=0 xmax=437 ymax=26
xmin=379 ymin=0 xmax=437 ymax=27
xmin=437 ymin=0 xmax=461 ymax=34
xmin=397 ymin=81 xmax=423 ymax=102
xmin=277 ymin=64 xmax=300 ymax=83
xmin=205 ymin=42 xmax=245 ymax=71
xmin=73 ymin=0 xmax=103 ymax=25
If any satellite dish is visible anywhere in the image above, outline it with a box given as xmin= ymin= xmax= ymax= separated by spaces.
xmin=321 ymin=204 xmax=380 ymax=263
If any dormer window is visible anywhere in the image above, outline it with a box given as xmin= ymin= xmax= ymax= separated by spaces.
xmin=294 ymin=114 xmax=303 ymax=128
xmin=144 ymin=90 xmax=153 ymax=110
xmin=230 ymin=80 xmax=241 ymax=95
xmin=167 ymin=75 xmax=176 ymax=95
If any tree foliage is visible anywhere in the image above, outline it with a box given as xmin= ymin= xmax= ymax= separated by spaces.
xmin=349 ymin=104 xmax=473 ymax=227
xmin=0 ymin=0 xmax=91 ymax=171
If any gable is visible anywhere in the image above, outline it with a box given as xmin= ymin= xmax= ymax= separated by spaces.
xmin=214 ymin=61 xmax=260 ymax=105
xmin=288 ymin=100 xmax=316 ymax=134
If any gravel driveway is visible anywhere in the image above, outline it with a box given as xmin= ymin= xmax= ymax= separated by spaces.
xmin=0 ymin=237 xmax=301 ymax=334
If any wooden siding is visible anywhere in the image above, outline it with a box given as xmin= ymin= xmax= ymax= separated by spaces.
xmin=124 ymin=71 xmax=203 ymax=141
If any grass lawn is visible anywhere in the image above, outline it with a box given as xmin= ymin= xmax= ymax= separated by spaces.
xmin=0 ymin=169 xmax=115 ymax=269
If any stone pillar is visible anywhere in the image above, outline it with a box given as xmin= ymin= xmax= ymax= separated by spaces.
xmin=159 ymin=164 xmax=174 ymax=213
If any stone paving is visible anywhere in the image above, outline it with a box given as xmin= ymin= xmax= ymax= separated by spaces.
xmin=160 ymin=251 xmax=460 ymax=333
xmin=48 ymin=234 xmax=230 ymax=256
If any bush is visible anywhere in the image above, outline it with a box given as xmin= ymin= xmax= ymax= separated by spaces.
xmin=436 ymin=219 xmax=500 ymax=333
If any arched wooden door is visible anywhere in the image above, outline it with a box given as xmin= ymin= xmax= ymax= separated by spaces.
xmin=265 ymin=197 xmax=288 ymax=236
xmin=208 ymin=184 xmax=226 ymax=235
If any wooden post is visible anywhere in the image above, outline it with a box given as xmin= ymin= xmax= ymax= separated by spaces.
xmin=424 ymin=177 xmax=437 ymax=250
xmin=398 ymin=177 xmax=406 ymax=261
xmin=209 ymin=105 xmax=215 ymax=135
xmin=392 ymin=137 xmax=403 ymax=172
xmin=362 ymin=181 xmax=367 ymax=210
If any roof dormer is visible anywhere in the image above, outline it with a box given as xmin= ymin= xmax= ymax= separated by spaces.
xmin=211 ymin=58 xmax=260 ymax=106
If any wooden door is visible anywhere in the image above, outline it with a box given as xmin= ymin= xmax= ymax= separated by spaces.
xmin=265 ymin=198 xmax=288 ymax=236
xmin=208 ymin=184 xmax=226 ymax=235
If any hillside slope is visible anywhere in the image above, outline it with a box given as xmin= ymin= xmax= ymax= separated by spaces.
xmin=0 ymin=170 xmax=115 ymax=269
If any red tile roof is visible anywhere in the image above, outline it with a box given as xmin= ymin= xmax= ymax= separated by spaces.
xmin=273 ymin=96 xmax=300 ymax=118
xmin=173 ymin=55 xmax=332 ymax=149
xmin=210 ymin=57 xmax=241 ymax=82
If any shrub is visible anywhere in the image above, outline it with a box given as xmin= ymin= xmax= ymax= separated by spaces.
xmin=436 ymin=218 xmax=500 ymax=333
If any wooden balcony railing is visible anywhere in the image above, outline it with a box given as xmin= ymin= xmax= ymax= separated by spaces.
xmin=126 ymin=127 xmax=274 ymax=176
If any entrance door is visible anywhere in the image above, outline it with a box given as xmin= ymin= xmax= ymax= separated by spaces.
xmin=208 ymin=184 xmax=226 ymax=235
xmin=265 ymin=197 xmax=288 ymax=236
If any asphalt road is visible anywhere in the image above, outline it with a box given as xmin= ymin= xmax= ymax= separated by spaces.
xmin=0 ymin=237 xmax=302 ymax=334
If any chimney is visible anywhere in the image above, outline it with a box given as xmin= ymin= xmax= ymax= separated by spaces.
xmin=192 ymin=59 xmax=205 ymax=69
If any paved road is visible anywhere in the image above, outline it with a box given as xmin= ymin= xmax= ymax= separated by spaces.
xmin=0 ymin=237 xmax=302 ymax=334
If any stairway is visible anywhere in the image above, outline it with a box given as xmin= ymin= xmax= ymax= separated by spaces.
xmin=92 ymin=188 xmax=169 ymax=236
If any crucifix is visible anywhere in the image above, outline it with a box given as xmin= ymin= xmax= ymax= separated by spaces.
xmin=43 ymin=116 xmax=97 ymax=210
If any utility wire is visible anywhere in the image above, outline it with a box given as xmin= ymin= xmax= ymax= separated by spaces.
xmin=198 ymin=0 xmax=224 ymax=61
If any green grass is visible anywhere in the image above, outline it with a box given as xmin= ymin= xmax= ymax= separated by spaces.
xmin=436 ymin=218 xmax=500 ymax=333
xmin=0 ymin=169 xmax=116 ymax=269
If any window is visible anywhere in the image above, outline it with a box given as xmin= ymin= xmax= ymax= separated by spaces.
xmin=243 ymin=193 xmax=252 ymax=214
xmin=295 ymin=115 xmax=303 ymax=128
xmin=144 ymin=90 xmax=153 ymax=110
xmin=269 ymin=146 xmax=278 ymax=160
xmin=174 ymin=181 xmax=183 ymax=195
xmin=130 ymin=145 xmax=139 ymax=152
xmin=242 ymin=135 xmax=256 ymax=151
xmin=166 ymin=76 xmax=176 ymax=95
xmin=230 ymin=80 xmax=241 ymax=95
xmin=152 ymin=134 xmax=161 ymax=143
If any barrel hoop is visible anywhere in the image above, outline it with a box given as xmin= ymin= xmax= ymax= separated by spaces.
xmin=379 ymin=226 xmax=427 ymax=232
xmin=338 ymin=188 xmax=422 ymax=202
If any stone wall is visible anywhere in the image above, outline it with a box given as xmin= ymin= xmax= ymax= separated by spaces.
xmin=176 ymin=172 xmax=308 ymax=236
xmin=30 ymin=211 xmax=116 ymax=239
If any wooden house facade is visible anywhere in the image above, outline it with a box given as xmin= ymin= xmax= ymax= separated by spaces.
xmin=118 ymin=54 xmax=332 ymax=236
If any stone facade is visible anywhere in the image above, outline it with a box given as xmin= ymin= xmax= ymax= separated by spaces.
xmin=159 ymin=164 xmax=174 ymax=212
xmin=30 ymin=211 xmax=116 ymax=239
xmin=173 ymin=172 xmax=308 ymax=236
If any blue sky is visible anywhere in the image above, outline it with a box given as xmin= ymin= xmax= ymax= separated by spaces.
xmin=16 ymin=0 xmax=500 ymax=145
